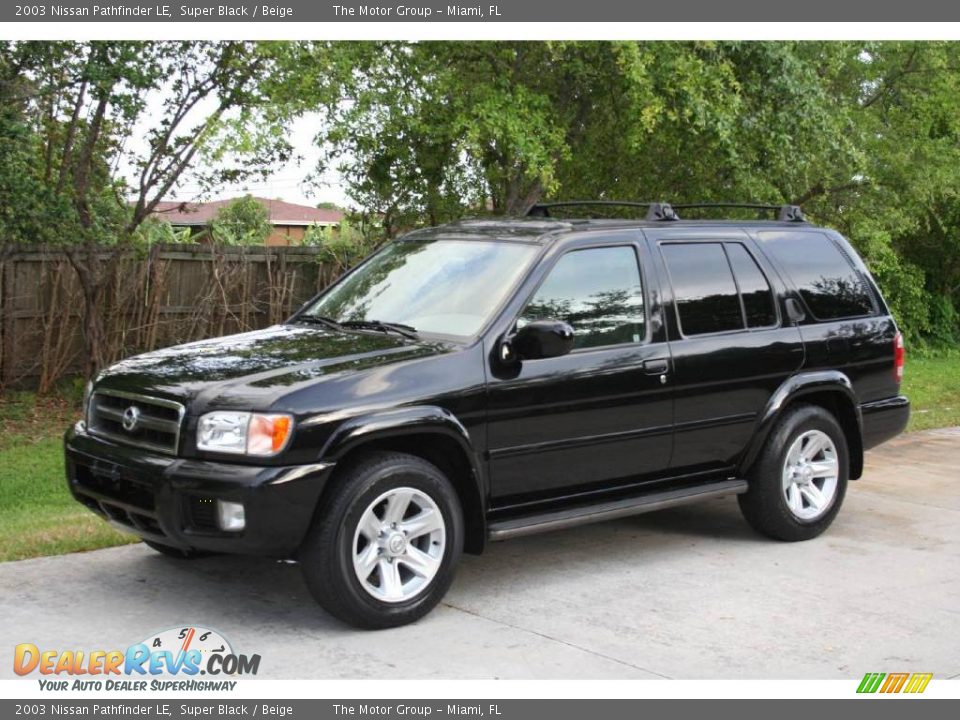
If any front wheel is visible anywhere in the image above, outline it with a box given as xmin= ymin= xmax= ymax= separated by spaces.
xmin=300 ymin=452 xmax=464 ymax=629
xmin=738 ymin=404 xmax=849 ymax=542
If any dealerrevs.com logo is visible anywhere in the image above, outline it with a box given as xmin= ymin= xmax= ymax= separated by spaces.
xmin=13 ymin=626 xmax=260 ymax=692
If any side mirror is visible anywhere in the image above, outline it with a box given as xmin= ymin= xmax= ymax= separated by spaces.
xmin=502 ymin=320 xmax=575 ymax=362
xmin=785 ymin=297 xmax=806 ymax=324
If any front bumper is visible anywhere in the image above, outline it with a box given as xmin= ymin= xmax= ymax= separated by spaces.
xmin=65 ymin=422 xmax=335 ymax=557
xmin=861 ymin=395 xmax=910 ymax=451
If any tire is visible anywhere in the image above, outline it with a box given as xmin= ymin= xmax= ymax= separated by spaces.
xmin=143 ymin=539 xmax=213 ymax=559
xmin=738 ymin=404 xmax=849 ymax=542
xmin=300 ymin=451 xmax=464 ymax=629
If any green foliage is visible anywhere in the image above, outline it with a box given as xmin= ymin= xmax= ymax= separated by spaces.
xmin=0 ymin=41 xmax=312 ymax=245
xmin=131 ymin=217 xmax=193 ymax=246
xmin=307 ymin=41 xmax=960 ymax=343
xmin=303 ymin=217 xmax=379 ymax=271
xmin=209 ymin=195 xmax=272 ymax=245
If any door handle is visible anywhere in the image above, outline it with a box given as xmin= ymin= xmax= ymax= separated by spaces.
xmin=642 ymin=358 xmax=669 ymax=375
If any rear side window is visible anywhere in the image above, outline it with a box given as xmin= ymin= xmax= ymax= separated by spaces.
xmin=520 ymin=245 xmax=645 ymax=350
xmin=726 ymin=243 xmax=777 ymax=327
xmin=758 ymin=232 xmax=874 ymax=319
xmin=662 ymin=243 xmax=743 ymax=335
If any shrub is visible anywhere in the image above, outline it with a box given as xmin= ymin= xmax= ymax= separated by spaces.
xmin=209 ymin=195 xmax=272 ymax=245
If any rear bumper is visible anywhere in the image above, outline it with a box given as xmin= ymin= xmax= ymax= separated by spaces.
xmin=861 ymin=395 xmax=910 ymax=451
xmin=64 ymin=422 xmax=335 ymax=557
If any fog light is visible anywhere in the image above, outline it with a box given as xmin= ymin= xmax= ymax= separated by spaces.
xmin=216 ymin=501 xmax=246 ymax=532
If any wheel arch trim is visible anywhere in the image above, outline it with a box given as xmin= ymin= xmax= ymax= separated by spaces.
xmin=739 ymin=371 xmax=863 ymax=479
xmin=316 ymin=405 xmax=487 ymax=552
xmin=318 ymin=406 xmax=477 ymax=463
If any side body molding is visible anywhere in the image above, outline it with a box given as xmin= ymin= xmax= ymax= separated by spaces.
xmin=738 ymin=371 xmax=864 ymax=480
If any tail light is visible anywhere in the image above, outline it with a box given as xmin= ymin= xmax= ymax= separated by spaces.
xmin=893 ymin=332 xmax=905 ymax=382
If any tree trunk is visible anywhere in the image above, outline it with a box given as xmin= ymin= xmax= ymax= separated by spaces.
xmin=81 ymin=288 xmax=107 ymax=380
xmin=503 ymin=177 xmax=544 ymax=216
xmin=65 ymin=246 xmax=108 ymax=379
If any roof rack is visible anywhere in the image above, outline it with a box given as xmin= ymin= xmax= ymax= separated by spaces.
xmin=524 ymin=200 xmax=805 ymax=223
xmin=671 ymin=203 xmax=806 ymax=223
xmin=525 ymin=201 xmax=678 ymax=221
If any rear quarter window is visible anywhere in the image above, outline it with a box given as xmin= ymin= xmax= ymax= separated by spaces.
xmin=726 ymin=243 xmax=777 ymax=328
xmin=661 ymin=242 xmax=744 ymax=336
xmin=757 ymin=232 xmax=875 ymax=320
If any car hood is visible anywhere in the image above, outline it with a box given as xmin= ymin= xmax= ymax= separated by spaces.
xmin=93 ymin=324 xmax=451 ymax=410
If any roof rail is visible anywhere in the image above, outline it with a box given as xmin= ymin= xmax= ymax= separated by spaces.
xmin=670 ymin=203 xmax=806 ymax=223
xmin=524 ymin=200 xmax=678 ymax=221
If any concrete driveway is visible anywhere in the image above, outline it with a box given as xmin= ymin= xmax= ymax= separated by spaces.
xmin=2 ymin=428 xmax=959 ymax=679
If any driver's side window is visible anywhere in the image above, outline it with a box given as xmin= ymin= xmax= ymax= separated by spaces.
xmin=520 ymin=246 xmax=645 ymax=350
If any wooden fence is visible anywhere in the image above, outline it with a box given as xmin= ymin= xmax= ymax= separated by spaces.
xmin=0 ymin=244 xmax=339 ymax=391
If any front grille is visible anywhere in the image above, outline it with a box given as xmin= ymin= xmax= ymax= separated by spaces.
xmin=88 ymin=389 xmax=184 ymax=455
xmin=75 ymin=464 xmax=154 ymax=510
xmin=71 ymin=462 xmax=164 ymax=536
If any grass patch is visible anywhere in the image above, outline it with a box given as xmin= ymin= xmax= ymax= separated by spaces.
xmin=902 ymin=353 xmax=960 ymax=432
xmin=0 ymin=391 xmax=137 ymax=562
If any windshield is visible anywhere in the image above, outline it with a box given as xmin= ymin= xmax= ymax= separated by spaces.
xmin=302 ymin=239 xmax=539 ymax=339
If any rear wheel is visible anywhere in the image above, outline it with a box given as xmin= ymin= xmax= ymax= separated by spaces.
xmin=738 ymin=404 xmax=849 ymax=541
xmin=300 ymin=451 xmax=464 ymax=629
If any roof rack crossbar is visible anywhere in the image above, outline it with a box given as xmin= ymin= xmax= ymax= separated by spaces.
xmin=525 ymin=201 xmax=678 ymax=221
xmin=525 ymin=200 xmax=805 ymax=223
xmin=670 ymin=203 xmax=806 ymax=223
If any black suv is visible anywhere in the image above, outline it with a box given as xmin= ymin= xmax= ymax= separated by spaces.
xmin=65 ymin=201 xmax=910 ymax=629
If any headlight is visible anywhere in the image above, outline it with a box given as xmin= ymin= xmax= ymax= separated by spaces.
xmin=197 ymin=412 xmax=293 ymax=456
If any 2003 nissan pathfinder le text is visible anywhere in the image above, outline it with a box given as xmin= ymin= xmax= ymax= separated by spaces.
xmin=65 ymin=201 xmax=910 ymax=628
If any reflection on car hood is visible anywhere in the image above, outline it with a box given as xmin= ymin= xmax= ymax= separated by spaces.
xmin=93 ymin=324 xmax=449 ymax=407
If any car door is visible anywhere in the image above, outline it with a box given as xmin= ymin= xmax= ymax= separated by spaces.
xmin=647 ymin=228 xmax=804 ymax=475
xmin=485 ymin=233 xmax=674 ymax=502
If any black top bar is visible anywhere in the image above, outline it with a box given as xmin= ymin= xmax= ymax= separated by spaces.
xmin=525 ymin=200 xmax=805 ymax=223
xmin=525 ymin=201 xmax=678 ymax=221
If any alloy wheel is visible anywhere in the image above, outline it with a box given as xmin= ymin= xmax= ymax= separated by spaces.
xmin=351 ymin=487 xmax=446 ymax=603
xmin=781 ymin=429 xmax=840 ymax=522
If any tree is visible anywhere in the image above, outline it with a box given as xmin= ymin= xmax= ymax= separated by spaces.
xmin=312 ymin=42 xmax=867 ymax=229
xmin=309 ymin=41 xmax=960 ymax=343
xmin=0 ymin=41 xmax=309 ymax=375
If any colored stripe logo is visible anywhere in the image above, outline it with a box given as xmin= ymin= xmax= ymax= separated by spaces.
xmin=857 ymin=672 xmax=933 ymax=694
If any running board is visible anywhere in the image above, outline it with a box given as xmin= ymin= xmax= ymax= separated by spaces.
xmin=487 ymin=479 xmax=748 ymax=541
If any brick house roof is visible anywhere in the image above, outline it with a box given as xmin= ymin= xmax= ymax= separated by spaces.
xmin=150 ymin=197 xmax=344 ymax=227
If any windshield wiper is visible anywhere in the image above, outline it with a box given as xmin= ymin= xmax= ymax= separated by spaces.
xmin=295 ymin=314 xmax=343 ymax=331
xmin=340 ymin=319 xmax=419 ymax=340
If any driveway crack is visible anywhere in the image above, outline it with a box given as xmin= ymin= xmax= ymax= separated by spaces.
xmin=441 ymin=600 xmax=672 ymax=679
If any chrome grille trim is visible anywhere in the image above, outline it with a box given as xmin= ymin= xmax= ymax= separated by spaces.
xmin=93 ymin=404 xmax=181 ymax=433
xmin=88 ymin=389 xmax=185 ymax=455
